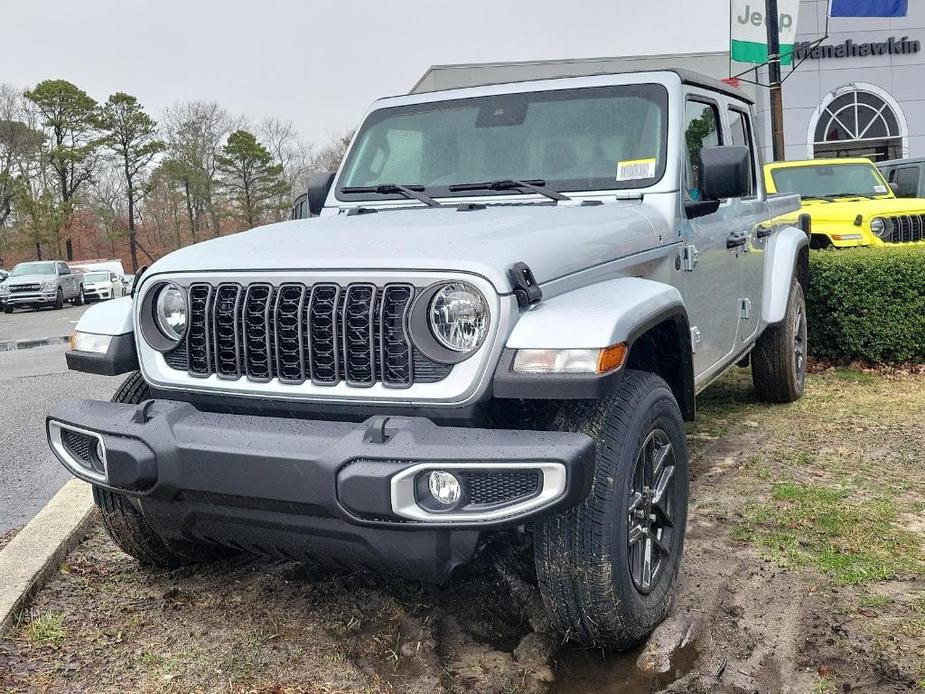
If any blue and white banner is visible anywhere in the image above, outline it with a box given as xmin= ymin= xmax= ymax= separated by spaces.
xmin=830 ymin=0 xmax=908 ymax=17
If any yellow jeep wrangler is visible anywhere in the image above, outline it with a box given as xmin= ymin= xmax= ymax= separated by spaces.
xmin=764 ymin=158 xmax=925 ymax=248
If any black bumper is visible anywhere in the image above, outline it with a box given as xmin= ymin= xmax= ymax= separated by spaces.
xmin=47 ymin=398 xmax=594 ymax=581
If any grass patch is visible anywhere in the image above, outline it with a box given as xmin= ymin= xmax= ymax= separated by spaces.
xmin=831 ymin=369 xmax=879 ymax=385
xmin=858 ymin=594 xmax=892 ymax=609
xmin=736 ymin=481 xmax=923 ymax=584
xmin=21 ymin=612 xmax=67 ymax=646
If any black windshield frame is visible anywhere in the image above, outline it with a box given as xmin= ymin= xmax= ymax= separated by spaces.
xmin=336 ymin=83 xmax=670 ymax=204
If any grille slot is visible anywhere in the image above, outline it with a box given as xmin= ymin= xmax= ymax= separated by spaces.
xmin=243 ymin=284 xmax=274 ymax=381
xmin=213 ymin=284 xmax=243 ymax=379
xmin=274 ymin=284 xmax=307 ymax=384
xmin=342 ymin=284 xmax=376 ymax=386
xmin=187 ymin=284 xmax=213 ymax=377
xmin=463 ymin=470 xmax=541 ymax=506
xmin=167 ymin=280 xmax=453 ymax=388
xmin=308 ymin=284 xmax=341 ymax=385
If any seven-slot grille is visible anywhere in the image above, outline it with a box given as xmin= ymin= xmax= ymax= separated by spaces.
xmin=884 ymin=214 xmax=925 ymax=243
xmin=167 ymin=281 xmax=448 ymax=388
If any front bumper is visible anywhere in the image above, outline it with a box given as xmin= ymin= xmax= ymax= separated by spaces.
xmin=47 ymin=398 xmax=594 ymax=581
xmin=1 ymin=291 xmax=57 ymax=306
xmin=84 ymin=288 xmax=111 ymax=300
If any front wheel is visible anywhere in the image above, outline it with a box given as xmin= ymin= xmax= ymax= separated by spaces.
xmin=751 ymin=279 xmax=807 ymax=403
xmin=535 ymin=370 xmax=689 ymax=649
xmin=53 ymin=288 xmax=64 ymax=310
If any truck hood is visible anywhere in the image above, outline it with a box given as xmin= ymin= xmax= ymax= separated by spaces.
xmin=145 ymin=202 xmax=663 ymax=291
xmin=800 ymin=197 xmax=925 ymax=223
xmin=2 ymin=273 xmax=54 ymax=285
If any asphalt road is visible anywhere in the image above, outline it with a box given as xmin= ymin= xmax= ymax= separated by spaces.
xmin=0 ymin=304 xmax=118 ymax=533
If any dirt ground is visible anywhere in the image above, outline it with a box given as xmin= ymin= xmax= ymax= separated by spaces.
xmin=1 ymin=367 xmax=923 ymax=693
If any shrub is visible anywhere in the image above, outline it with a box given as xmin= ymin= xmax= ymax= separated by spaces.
xmin=807 ymin=246 xmax=925 ymax=363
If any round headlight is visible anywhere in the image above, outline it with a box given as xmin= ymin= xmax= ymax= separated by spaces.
xmin=870 ymin=217 xmax=890 ymax=238
xmin=154 ymin=284 xmax=187 ymax=341
xmin=429 ymin=282 xmax=489 ymax=353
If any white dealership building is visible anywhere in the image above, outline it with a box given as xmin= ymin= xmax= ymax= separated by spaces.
xmin=416 ymin=0 xmax=925 ymax=163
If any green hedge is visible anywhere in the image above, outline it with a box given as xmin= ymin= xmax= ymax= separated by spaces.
xmin=807 ymin=246 xmax=925 ymax=363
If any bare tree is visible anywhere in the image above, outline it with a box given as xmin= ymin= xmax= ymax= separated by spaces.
xmin=162 ymin=102 xmax=240 ymax=237
xmin=258 ymin=117 xmax=315 ymax=221
xmin=311 ymin=130 xmax=355 ymax=173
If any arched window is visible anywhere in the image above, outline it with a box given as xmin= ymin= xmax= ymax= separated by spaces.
xmin=810 ymin=87 xmax=905 ymax=161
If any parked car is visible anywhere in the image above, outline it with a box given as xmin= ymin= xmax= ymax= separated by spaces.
xmin=0 ymin=260 xmax=84 ymax=312
xmin=765 ymin=158 xmax=925 ymax=248
xmin=878 ymin=157 xmax=925 ymax=199
xmin=69 ymin=259 xmax=126 ymax=282
xmin=49 ymin=68 xmax=808 ymax=649
xmin=81 ymin=271 xmax=124 ymax=302
xmin=0 ymin=268 xmax=8 ymax=282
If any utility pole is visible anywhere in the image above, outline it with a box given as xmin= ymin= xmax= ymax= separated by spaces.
xmin=766 ymin=0 xmax=786 ymax=161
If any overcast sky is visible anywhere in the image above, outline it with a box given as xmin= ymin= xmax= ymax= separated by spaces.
xmin=2 ymin=0 xmax=728 ymax=146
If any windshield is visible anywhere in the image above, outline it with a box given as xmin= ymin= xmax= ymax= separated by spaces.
xmin=84 ymin=272 xmax=110 ymax=283
xmin=337 ymin=84 xmax=668 ymax=201
xmin=10 ymin=262 xmax=56 ymax=277
xmin=770 ymin=163 xmax=891 ymax=199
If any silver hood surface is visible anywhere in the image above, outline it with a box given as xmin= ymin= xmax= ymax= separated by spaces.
xmin=144 ymin=202 xmax=664 ymax=291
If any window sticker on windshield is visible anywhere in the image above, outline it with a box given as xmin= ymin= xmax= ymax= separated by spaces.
xmin=874 ymin=185 xmax=887 ymax=194
xmin=617 ymin=158 xmax=657 ymax=182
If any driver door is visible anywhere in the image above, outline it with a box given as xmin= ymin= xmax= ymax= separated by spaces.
xmin=680 ymin=95 xmax=743 ymax=379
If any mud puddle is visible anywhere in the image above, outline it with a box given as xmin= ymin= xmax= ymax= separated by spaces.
xmin=551 ymin=641 xmax=699 ymax=693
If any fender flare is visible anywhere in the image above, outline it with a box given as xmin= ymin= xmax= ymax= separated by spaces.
xmin=762 ymin=225 xmax=809 ymax=325
xmin=494 ymin=277 xmax=694 ymax=410
xmin=66 ymin=296 xmax=138 ymax=376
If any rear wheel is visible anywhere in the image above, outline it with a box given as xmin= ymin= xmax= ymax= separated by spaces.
xmin=535 ymin=370 xmax=689 ymax=648
xmin=72 ymin=287 xmax=85 ymax=306
xmin=752 ymin=279 xmax=807 ymax=403
xmin=94 ymin=371 xmax=222 ymax=569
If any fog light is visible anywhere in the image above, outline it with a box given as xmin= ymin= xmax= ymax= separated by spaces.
xmin=428 ymin=471 xmax=461 ymax=506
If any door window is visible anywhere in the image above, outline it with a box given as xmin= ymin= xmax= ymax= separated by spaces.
xmin=894 ymin=166 xmax=921 ymax=198
xmin=56 ymin=263 xmax=69 ymax=275
xmin=684 ymin=100 xmax=722 ymax=201
xmin=727 ymin=109 xmax=756 ymax=195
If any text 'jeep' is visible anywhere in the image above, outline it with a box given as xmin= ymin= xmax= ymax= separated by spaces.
xmin=48 ymin=69 xmax=808 ymax=648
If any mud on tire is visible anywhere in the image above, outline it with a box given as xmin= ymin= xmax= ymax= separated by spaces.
xmin=534 ymin=369 xmax=689 ymax=649
xmin=752 ymin=278 xmax=807 ymax=404
xmin=94 ymin=371 xmax=221 ymax=569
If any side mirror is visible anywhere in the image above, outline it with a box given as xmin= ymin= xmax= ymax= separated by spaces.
xmin=307 ymin=171 xmax=336 ymax=217
xmin=700 ymin=145 xmax=751 ymax=201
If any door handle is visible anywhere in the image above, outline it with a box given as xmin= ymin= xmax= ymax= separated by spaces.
xmin=726 ymin=230 xmax=749 ymax=249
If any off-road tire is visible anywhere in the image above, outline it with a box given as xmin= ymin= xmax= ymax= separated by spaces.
xmin=534 ymin=370 xmax=689 ymax=649
xmin=72 ymin=287 xmax=85 ymax=306
xmin=53 ymin=288 xmax=64 ymax=310
xmin=93 ymin=371 xmax=220 ymax=569
xmin=2 ymin=305 xmax=12 ymax=314
xmin=752 ymin=279 xmax=807 ymax=404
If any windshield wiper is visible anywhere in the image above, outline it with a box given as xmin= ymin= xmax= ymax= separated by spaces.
xmin=340 ymin=184 xmax=442 ymax=207
xmin=823 ymin=192 xmax=874 ymax=200
xmin=447 ymin=179 xmax=571 ymax=202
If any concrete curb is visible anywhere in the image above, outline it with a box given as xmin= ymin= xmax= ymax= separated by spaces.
xmin=0 ymin=480 xmax=96 ymax=635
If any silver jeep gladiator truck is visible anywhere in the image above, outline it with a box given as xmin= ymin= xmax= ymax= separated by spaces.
xmin=1 ymin=260 xmax=85 ymax=312
xmin=47 ymin=69 xmax=807 ymax=648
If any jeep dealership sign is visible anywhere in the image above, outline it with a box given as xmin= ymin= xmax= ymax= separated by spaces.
xmin=731 ymin=0 xmax=802 ymax=65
